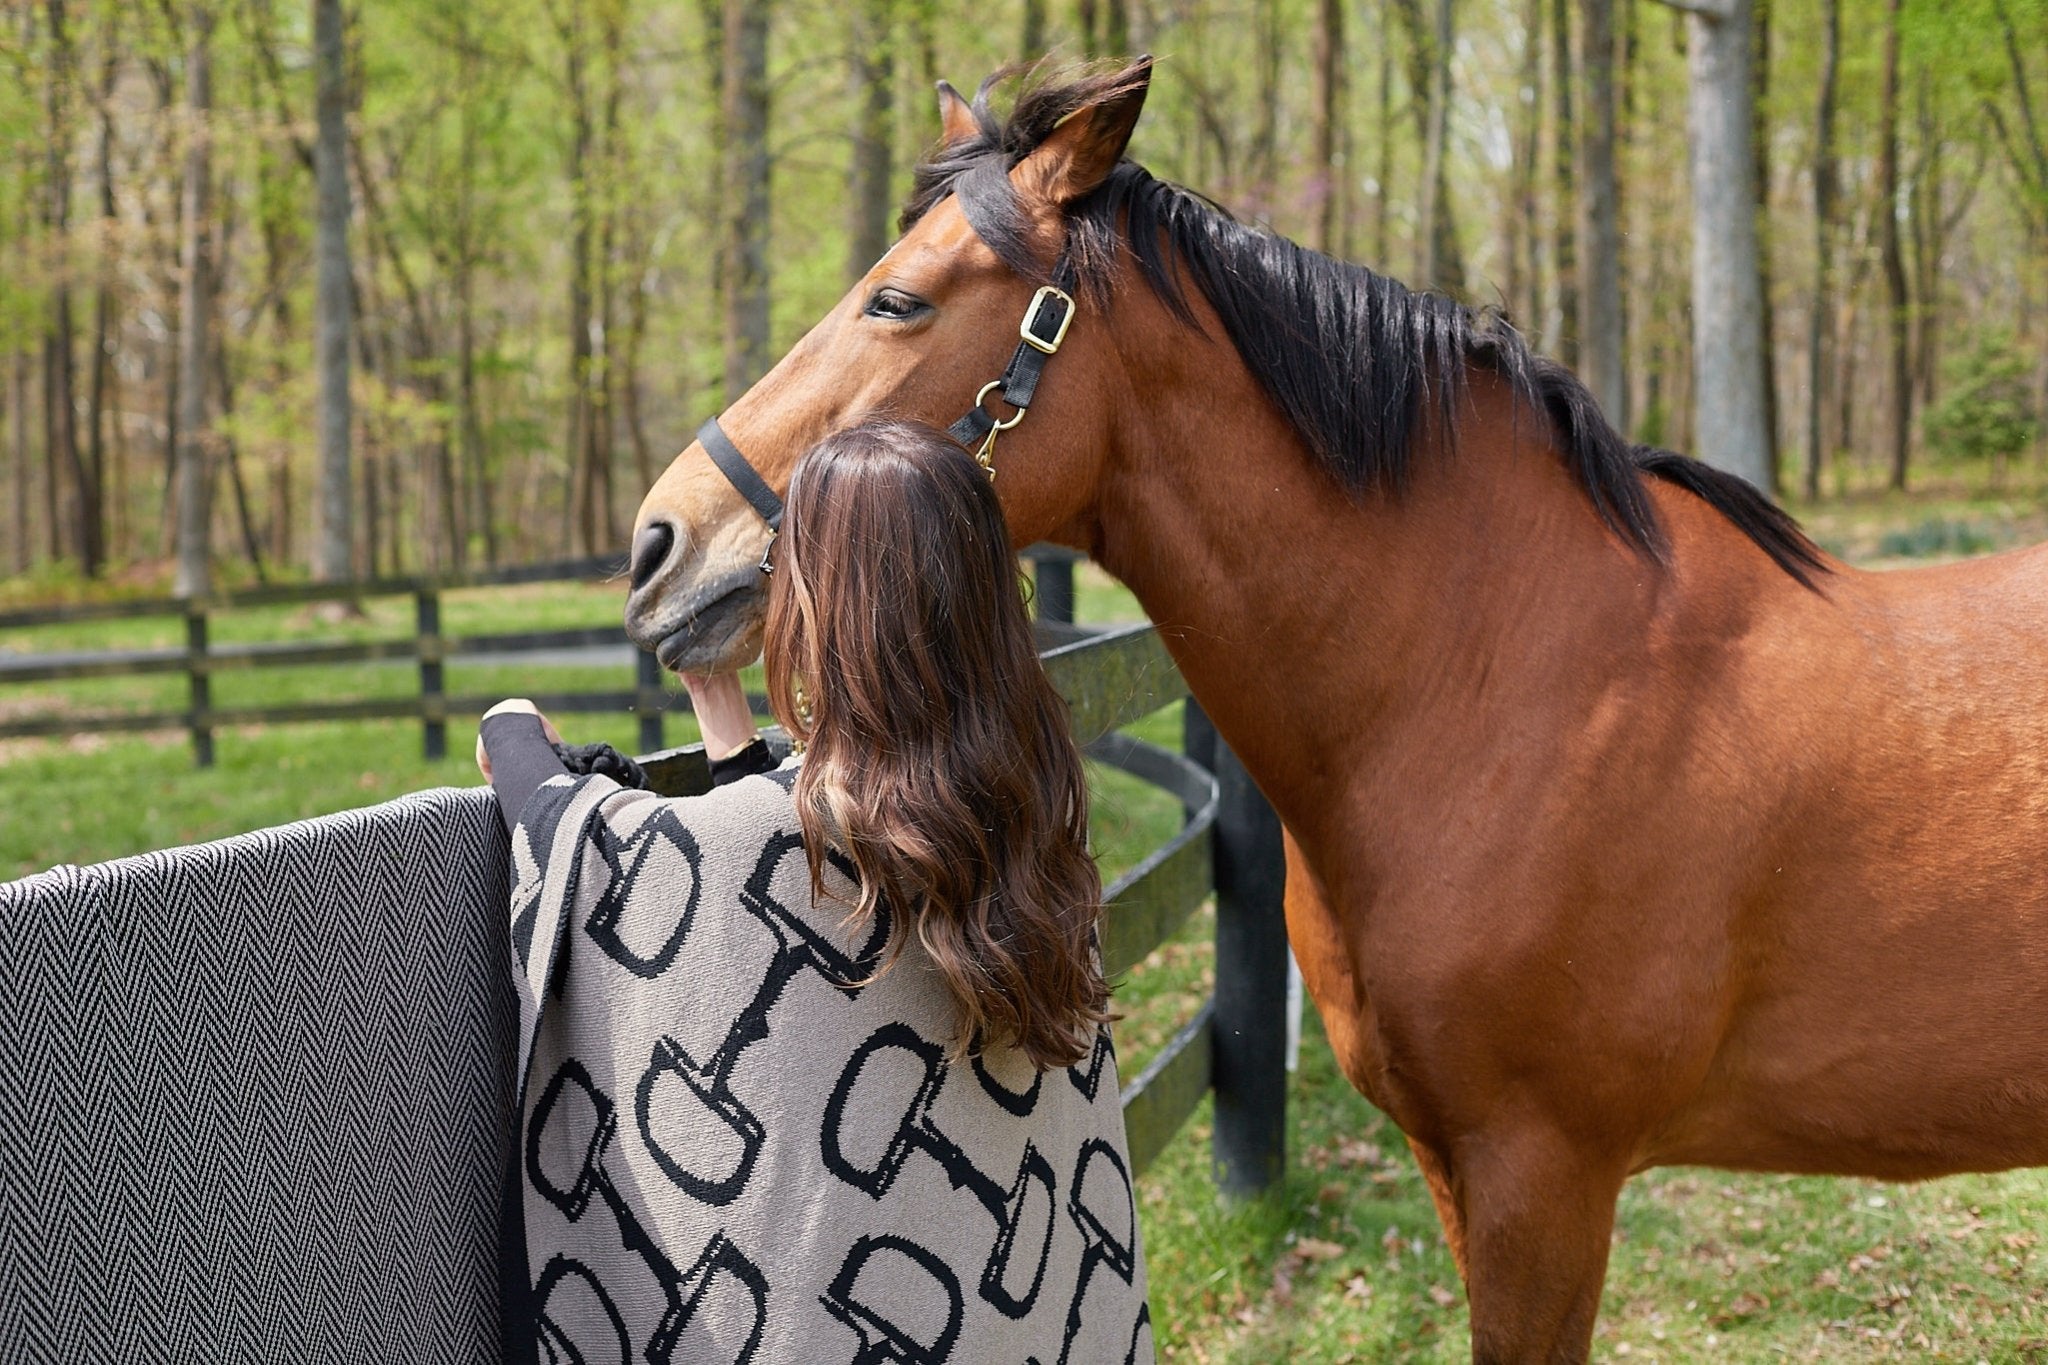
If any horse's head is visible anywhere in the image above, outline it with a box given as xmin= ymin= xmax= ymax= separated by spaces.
xmin=624 ymin=61 xmax=1154 ymax=672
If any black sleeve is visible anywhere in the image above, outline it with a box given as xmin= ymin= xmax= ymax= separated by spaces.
xmin=708 ymin=736 xmax=778 ymax=786
xmin=481 ymin=712 xmax=573 ymax=832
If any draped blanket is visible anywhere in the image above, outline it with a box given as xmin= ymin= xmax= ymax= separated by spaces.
xmin=510 ymin=769 xmax=1154 ymax=1365
xmin=0 ymin=788 xmax=518 ymax=1364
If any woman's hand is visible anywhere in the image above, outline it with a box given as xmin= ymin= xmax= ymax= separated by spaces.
xmin=677 ymin=672 xmax=759 ymax=761
xmin=475 ymin=697 xmax=564 ymax=782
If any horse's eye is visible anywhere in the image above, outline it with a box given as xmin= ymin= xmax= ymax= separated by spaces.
xmin=863 ymin=288 xmax=928 ymax=321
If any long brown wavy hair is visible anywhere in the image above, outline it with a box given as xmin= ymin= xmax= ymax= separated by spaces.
xmin=762 ymin=419 xmax=1109 ymax=1070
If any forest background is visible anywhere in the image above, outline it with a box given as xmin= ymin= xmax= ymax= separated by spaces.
xmin=0 ymin=0 xmax=2045 ymax=594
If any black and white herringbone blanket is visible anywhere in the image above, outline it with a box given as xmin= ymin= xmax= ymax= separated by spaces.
xmin=0 ymin=788 xmax=520 ymax=1364
xmin=512 ymin=769 xmax=1154 ymax=1365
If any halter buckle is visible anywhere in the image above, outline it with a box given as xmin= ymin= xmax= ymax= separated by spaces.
xmin=1019 ymin=285 xmax=1075 ymax=355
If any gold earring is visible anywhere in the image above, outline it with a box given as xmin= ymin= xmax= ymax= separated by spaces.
xmin=790 ymin=675 xmax=813 ymax=753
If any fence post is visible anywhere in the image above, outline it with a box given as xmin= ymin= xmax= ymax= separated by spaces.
xmin=417 ymin=588 xmax=445 ymax=761
xmin=1205 ymin=705 xmax=1288 ymax=1199
xmin=186 ymin=606 xmax=213 ymax=768
xmin=1031 ymin=546 xmax=1076 ymax=625
xmin=636 ymin=647 xmax=665 ymax=755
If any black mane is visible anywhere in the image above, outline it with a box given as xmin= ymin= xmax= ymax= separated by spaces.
xmin=903 ymin=66 xmax=1826 ymax=588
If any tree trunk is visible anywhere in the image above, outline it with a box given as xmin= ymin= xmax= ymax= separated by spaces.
xmin=1416 ymin=0 xmax=1456 ymax=288
xmin=1909 ymin=73 xmax=1946 ymax=412
xmin=1879 ymin=0 xmax=1911 ymax=490
xmin=9 ymin=347 xmax=27 ymax=574
xmin=87 ymin=38 xmax=115 ymax=569
xmin=1508 ymin=0 xmax=1544 ymax=327
xmin=722 ymin=0 xmax=772 ymax=400
xmin=1578 ymin=0 xmax=1626 ymax=427
xmin=1102 ymin=0 xmax=1128 ymax=54
xmin=313 ymin=0 xmax=354 ymax=581
xmin=1021 ymin=0 xmax=1046 ymax=57
xmin=848 ymin=0 xmax=895 ymax=281
xmin=562 ymin=4 xmax=594 ymax=553
xmin=46 ymin=0 xmax=99 ymax=574
xmin=174 ymin=5 xmax=215 ymax=598
xmin=1374 ymin=0 xmax=1392 ymax=267
xmin=1549 ymin=0 xmax=1576 ymax=362
xmin=1679 ymin=0 xmax=1772 ymax=490
xmin=1392 ymin=0 xmax=1458 ymax=290
xmin=1249 ymin=0 xmax=1282 ymax=218
xmin=1077 ymin=0 xmax=1097 ymax=54
xmin=586 ymin=3 xmax=626 ymax=555
xmin=1804 ymin=0 xmax=1839 ymax=500
xmin=1752 ymin=0 xmax=1780 ymax=491
xmin=1312 ymin=0 xmax=1345 ymax=255
xmin=214 ymin=345 xmax=267 ymax=581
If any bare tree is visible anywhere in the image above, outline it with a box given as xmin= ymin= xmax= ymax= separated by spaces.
xmin=1659 ymin=0 xmax=1772 ymax=490
xmin=1549 ymin=0 xmax=1576 ymax=362
xmin=46 ymin=0 xmax=101 ymax=573
xmin=87 ymin=32 xmax=117 ymax=566
xmin=1312 ymin=0 xmax=1346 ymax=256
xmin=1249 ymin=0 xmax=1282 ymax=217
xmin=1416 ymin=0 xmax=1455 ymax=288
xmin=1507 ymin=0 xmax=1544 ymax=327
xmin=1102 ymin=0 xmax=1128 ymax=54
xmin=9 ymin=139 xmax=28 ymax=574
xmin=1879 ymin=0 xmax=1911 ymax=490
xmin=174 ymin=4 xmax=215 ymax=597
xmin=1578 ymin=0 xmax=1626 ymax=428
xmin=313 ymin=0 xmax=353 ymax=580
xmin=848 ymin=0 xmax=895 ymax=282
xmin=1804 ymin=0 xmax=1839 ymax=500
xmin=1387 ymin=0 xmax=1465 ymax=288
xmin=722 ymin=0 xmax=771 ymax=399
xmin=1753 ymin=0 xmax=1780 ymax=488
xmin=1021 ymin=0 xmax=1046 ymax=57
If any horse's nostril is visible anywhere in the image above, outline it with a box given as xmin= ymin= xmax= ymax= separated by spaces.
xmin=630 ymin=522 xmax=676 ymax=592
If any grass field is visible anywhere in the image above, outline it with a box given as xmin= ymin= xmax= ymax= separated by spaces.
xmin=5 ymin=487 xmax=2047 ymax=1361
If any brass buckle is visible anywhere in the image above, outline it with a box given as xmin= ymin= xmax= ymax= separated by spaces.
xmin=1019 ymin=285 xmax=1075 ymax=355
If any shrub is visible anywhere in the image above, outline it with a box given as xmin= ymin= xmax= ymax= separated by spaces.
xmin=1922 ymin=336 xmax=2040 ymax=469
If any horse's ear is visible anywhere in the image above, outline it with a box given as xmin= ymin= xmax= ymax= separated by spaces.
xmin=936 ymin=80 xmax=979 ymax=146
xmin=1016 ymin=57 xmax=1153 ymax=207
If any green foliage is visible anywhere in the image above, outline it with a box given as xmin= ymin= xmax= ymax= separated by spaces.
xmin=1922 ymin=335 xmax=2041 ymax=466
xmin=1875 ymin=515 xmax=1999 ymax=557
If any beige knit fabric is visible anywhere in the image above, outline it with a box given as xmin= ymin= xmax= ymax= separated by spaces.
xmin=509 ymin=767 xmax=1153 ymax=1365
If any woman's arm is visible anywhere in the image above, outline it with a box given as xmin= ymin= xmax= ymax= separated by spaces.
xmin=476 ymin=698 xmax=570 ymax=831
xmin=680 ymin=672 xmax=778 ymax=786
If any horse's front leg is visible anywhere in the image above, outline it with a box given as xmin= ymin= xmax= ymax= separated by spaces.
xmin=1446 ymin=1127 xmax=1631 ymax=1365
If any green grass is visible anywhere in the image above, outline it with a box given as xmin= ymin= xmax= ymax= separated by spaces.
xmin=8 ymin=540 xmax=2048 ymax=1361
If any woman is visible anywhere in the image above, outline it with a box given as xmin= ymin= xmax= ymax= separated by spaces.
xmin=477 ymin=420 xmax=1152 ymax=1365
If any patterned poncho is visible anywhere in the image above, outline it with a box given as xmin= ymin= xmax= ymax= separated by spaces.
xmin=507 ymin=765 xmax=1154 ymax=1364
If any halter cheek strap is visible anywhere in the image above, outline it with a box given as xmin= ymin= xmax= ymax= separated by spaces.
xmin=695 ymin=252 xmax=1076 ymax=573
xmin=946 ymin=261 xmax=1078 ymax=461
xmin=696 ymin=416 xmax=784 ymax=532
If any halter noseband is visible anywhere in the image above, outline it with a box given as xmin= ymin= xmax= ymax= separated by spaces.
xmin=694 ymin=256 xmax=1077 ymax=573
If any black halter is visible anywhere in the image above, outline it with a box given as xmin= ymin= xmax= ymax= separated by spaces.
xmin=694 ymin=256 xmax=1077 ymax=572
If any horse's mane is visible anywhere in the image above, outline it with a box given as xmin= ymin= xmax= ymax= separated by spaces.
xmin=902 ymin=65 xmax=1826 ymax=588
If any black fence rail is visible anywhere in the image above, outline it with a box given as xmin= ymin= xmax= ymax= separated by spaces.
xmin=0 ymin=549 xmax=1091 ymax=768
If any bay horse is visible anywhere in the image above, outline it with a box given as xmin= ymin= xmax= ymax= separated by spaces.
xmin=623 ymin=60 xmax=2048 ymax=1362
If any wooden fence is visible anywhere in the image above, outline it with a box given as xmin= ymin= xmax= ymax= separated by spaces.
xmin=0 ymin=546 xmax=1289 ymax=1194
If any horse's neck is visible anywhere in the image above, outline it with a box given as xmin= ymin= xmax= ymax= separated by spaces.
xmin=1094 ymin=361 xmax=1662 ymax=849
